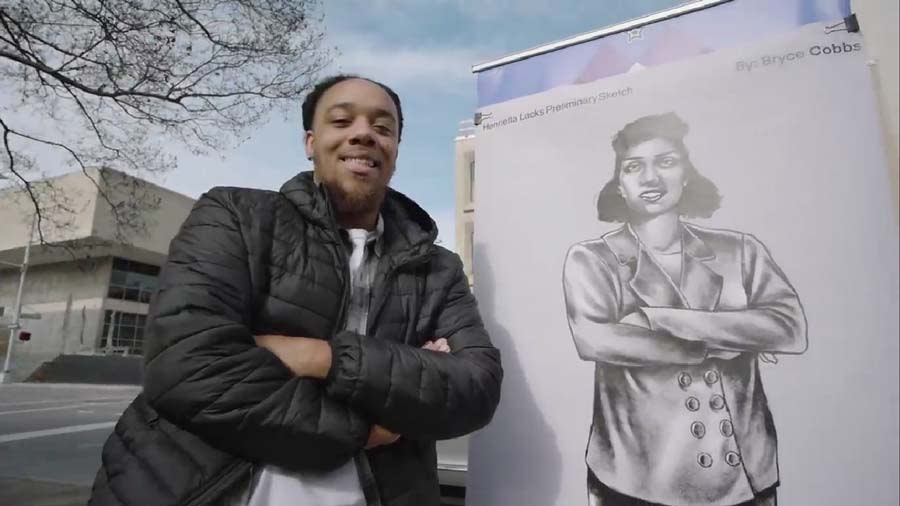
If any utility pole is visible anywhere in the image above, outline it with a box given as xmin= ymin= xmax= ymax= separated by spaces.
xmin=1 ymin=214 xmax=35 ymax=384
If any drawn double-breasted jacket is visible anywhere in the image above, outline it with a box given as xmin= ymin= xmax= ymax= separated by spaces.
xmin=563 ymin=223 xmax=807 ymax=506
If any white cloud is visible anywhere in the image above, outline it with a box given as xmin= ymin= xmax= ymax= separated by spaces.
xmin=330 ymin=34 xmax=492 ymax=94
xmin=151 ymin=151 xmax=295 ymax=199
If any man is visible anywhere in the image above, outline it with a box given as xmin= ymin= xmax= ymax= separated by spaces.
xmin=89 ymin=75 xmax=503 ymax=506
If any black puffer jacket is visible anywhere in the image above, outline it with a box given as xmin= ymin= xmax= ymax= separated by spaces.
xmin=89 ymin=172 xmax=503 ymax=506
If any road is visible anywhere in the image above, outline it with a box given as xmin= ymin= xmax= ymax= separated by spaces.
xmin=0 ymin=383 xmax=139 ymax=506
xmin=0 ymin=383 xmax=468 ymax=505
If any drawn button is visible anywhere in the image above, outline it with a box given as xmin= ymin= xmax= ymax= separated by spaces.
xmin=725 ymin=451 xmax=742 ymax=467
xmin=709 ymin=394 xmax=726 ymax=411
xmin=685 ymin=397 xmax=701 ymax=412
xmin=690 ymin=421 xmax=706 ymax=439
xmin=697 ymin=453 xmax=713 ymax=468
xmin=678 ymin=372 xmax=693 ymax=389
xmin=704 ymin=370 xmax=720 ymax=385
xmin=720 ymin=420 xmax=734 ymax=438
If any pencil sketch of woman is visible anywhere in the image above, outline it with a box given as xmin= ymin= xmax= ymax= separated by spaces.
xmin=562 ymin=113 xmax=807 ymax=506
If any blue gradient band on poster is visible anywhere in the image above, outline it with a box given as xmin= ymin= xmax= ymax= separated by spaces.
xmin=476 ymin=0 xmax=850 ymax=108
xmin=467 ymin=1 xmax=898 ymax=506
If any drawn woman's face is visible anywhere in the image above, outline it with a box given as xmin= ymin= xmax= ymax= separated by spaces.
xmin=617 ymin=138 xmax=687 ymax=219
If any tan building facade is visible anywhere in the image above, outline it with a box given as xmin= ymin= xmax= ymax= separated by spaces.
xmin=0 ymin=168 xmax=195 ymax=381
xmin=454 ymin=120 xmax=476 ymax=287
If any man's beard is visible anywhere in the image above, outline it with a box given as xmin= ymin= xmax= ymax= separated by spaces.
xmin=327 ymin=177 xmax=387 ymax=215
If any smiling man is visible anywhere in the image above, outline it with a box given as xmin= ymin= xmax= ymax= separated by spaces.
xmin=310 ymin=77 xmax=400 ymax=229
xmin=88 ymin=75 xmax=503 ymax=506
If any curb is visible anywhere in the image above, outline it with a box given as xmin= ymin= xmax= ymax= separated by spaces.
xmin=0 ymin=383 xmax=142 ymax=391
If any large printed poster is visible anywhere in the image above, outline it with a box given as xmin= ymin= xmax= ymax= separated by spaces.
xmin=466 ymin=20 xmax=898 ymax=506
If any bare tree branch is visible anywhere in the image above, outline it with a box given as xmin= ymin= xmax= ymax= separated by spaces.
xmin=0 ymin=116 xmax=47 ymax=244
xmin=0 ymin=0 xmax=330 ymax=247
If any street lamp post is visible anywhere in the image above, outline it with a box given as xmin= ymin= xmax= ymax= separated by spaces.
xmin=1 ymin=214 xmax=36 ymax=384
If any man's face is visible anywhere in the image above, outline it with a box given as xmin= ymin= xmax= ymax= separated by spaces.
xmin=305 ymin=78 xmax=400 ymax=216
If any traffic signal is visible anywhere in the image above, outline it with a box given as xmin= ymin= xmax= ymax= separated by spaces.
xmin=18 ymin=331 xmax=31 ymax=342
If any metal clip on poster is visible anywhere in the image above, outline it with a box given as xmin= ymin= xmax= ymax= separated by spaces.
xmin=824 ymin=13 xmax=860 ymax=34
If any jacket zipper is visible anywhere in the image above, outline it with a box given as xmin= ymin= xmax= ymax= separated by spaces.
xmin=324 ymin=196 xmax=352 ymax=336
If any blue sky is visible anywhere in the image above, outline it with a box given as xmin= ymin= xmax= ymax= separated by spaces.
xmin=162 ymin=0 xmax=684 ymax=248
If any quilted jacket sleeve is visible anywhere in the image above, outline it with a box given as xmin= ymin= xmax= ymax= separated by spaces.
xmin=325 ymin=253 xmax=502 ymax=441
xmin=142 ymin=188 xmax=369 ymax=472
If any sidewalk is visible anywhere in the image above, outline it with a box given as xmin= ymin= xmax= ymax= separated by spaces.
xmin=0 ymin=477 xmax=91 ymax=506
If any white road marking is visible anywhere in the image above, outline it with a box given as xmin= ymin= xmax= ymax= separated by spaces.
xmin=0 ymin=399 xmax=78 ymax=408
xmin=0 ymin=383 xmax=140 ymax=391
xmin=0 ymin=400 xmax=126 ymax=416
xmin=0 ymin=421 xmax=116 ymax=444
xmin=0 ymin=397 xmax=129 ymax=408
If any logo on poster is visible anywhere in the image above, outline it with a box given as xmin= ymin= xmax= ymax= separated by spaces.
xmin=627 ymin=28 xmax=644 ymax=43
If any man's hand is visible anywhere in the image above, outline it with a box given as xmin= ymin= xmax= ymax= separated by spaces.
xmin=421 ymin=338 xmax=451 ymax=353
xmin=365 ymin=424 xmax=401 ymax=449
xmin=253 ymin=334 xmax=332 ymax=380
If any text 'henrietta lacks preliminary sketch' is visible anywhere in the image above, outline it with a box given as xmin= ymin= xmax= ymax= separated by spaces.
xmin=562 ymin=113 xmax=808 ymax=506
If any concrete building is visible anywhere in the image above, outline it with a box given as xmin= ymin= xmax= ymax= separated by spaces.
xmin=0 ymin=168 xmax=195 ymax=382
xmin=454 ymin=120 xmax=476 ymax=286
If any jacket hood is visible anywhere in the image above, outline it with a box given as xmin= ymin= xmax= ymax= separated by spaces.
xmin=279 ymin=171 xmax=438 ymax=265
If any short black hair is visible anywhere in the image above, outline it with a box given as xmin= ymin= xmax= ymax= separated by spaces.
xmin=301 ymin=74 xmax=404 ymax=141
xmin=597 ymin=112 xmax=722 ymax=223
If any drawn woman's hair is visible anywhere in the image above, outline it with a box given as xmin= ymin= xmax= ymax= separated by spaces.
xmin=596 ymin=112 xmax=722 ymax=223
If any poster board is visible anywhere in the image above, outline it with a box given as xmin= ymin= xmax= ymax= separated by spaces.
xmin=466 ymin=2 xmax=898 ymax=505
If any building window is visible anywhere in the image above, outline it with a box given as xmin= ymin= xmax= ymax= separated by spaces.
xmin=467 ymin=157 xmax=476 ymax=204
xmin=100 ymin=310 xmax=147 ymax=355
xmin=108 ymin=258 xmax=160 ymax=303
